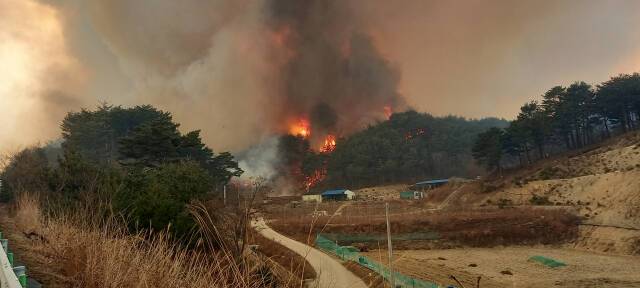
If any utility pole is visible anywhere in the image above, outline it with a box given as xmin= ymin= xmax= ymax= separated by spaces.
xmin=223 ymin=184 xmax=227 ymax=206
xmin=385 ymin=202 xmax=395 ymax=288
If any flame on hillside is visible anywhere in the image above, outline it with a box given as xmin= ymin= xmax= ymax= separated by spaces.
xmin=289 ymin=118 xmax=310 ymax=138
xmin=304 ymin=168 xmax=326 ymax=192
xmin=384 ymin=106 xmax=393 ymax=119
xmin=319 ymin=134 xmax=336 ymax=153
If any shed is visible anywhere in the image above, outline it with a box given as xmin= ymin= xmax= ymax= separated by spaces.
xmin=413 ymin=179 xmax=449 ymax=190
xmin=321 ymin=189 xmax=355 ymax=201
xmin=302 ymin=194 xmax=323 ymax=203
xmin=400 ymin=191 xmax=424 ymax=200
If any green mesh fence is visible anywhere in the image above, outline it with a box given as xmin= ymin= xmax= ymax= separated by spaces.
xmin=316 ymin=234 xmax=440 ymax=288
xmin=528 ymin=255 xmax=567 ymax=268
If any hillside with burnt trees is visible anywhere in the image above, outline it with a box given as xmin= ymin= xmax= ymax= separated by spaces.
xmin=277 ymin=111 xmax=507 ymax=191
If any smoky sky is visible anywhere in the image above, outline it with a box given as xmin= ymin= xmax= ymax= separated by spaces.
xmin=2 ymin=0 xmax=640 ymax=154
xmin=266 ymin=0 xmax=405 ymax=144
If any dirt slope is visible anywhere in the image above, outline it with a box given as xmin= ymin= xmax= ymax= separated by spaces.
xmin=472 ymin=132 xmax=640 ymax=255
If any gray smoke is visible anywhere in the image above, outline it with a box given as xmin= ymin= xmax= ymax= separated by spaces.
xmin=267 ymin=0 xmax=406 ymax=145
xmin=4 ymin=0 xmax=640 ymax=157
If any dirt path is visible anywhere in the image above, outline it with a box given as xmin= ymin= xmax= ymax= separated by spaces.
xmin=252 ymin=218 xmax=367 ymax=288
xmin=437 ymin=184 xmax=466 ymax=209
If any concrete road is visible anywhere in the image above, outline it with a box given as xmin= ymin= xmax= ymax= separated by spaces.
xmin=252 ymin=218 xmax=368 ymax=288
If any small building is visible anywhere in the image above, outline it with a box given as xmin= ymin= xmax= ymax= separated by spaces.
xmin=321 ymin=189 xmax=356 ymax=201
xmin=302 ymin=194 xmax=323 ymax=203
xmin=413 ymin=179 xmax=449 ymax=190
xmin=400 ymin=191 xmax=424 ymax=200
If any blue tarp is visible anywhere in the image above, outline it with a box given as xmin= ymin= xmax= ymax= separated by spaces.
xmin=322 ymin=189 xmax=349 ymax=196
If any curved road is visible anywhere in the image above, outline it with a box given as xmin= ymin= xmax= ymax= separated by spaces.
xmin=252 ymin=219 xmax=367 ymax=288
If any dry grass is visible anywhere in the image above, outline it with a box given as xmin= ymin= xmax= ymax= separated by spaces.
xmin=248 ymin=229 xmax=316 ymax=281
xmin=269 ymin=207 xmax=580 ymax=248
xmin=3 ymin=193 xmax=288 ymax=288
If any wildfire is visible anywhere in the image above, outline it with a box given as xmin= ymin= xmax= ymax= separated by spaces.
xmin=319 ymin=134 xmax=336 ymax=153
xmin=289 ymin=118 xmax=310 ymax=138
xmin=405 ymin=128 xmax=426 ymax=140
xmin=384 ymin=106 xmax=392 ymax=119
xmin=304 ymin=168 xmax=326 ymax=191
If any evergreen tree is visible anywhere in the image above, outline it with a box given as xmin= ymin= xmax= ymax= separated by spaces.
xmin=472 ymin=127 xmax=505 ymax=174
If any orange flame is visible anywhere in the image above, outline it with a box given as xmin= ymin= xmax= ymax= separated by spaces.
xmin=383 ymin=106 xmax=392 ymax=119
xmin=289 ymin=118 xmax=311 ymax=138
xmin=405 ymin=128 xmax=426 ymax=140
xmin=319 ymin=134 xmax=336 ymax=153
xmin=304 ymin=168 xmax=326 ymax=190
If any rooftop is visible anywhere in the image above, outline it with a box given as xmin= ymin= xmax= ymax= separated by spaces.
xmin=415 ymin=179 xmax=449 ymax=186
xmin=321 ymin=189 xmax=350 ymax=196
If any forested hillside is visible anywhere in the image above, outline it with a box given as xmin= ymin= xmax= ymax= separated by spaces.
xmin=473 ymin=73 xmax=640 ymax=173
xmin=286 ymin=111 xmax=507 ymax=191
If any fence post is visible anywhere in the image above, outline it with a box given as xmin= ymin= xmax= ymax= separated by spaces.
xmin=1 ymin=239 xmax=8 ymax=253
xmin=7 ymin=252 xmax=13 ymax=266
xmin=13 ymin=266 xmax=26 ymax=288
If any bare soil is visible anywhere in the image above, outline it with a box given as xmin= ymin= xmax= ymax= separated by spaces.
xmin=363 ymin=247 xmax=640 ymax=288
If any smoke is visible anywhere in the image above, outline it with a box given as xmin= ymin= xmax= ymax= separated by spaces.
xmin=237 ymin=136 xmax=280 ymax=181
xmin=267 ymin=0 xmax=405 ymax=145
xmin=2 ymin=0 xmax=640 ymax=157
xmin=355 ymin=0 xmax=640 ymax=119
xmin=0 ymin=0 xmax=88 ymax=153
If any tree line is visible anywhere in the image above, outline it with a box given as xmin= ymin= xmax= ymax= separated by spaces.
xmin=473 ymin=73 xmax=640 ymax=173
xmin=1 ymin=104 xmax=242 ymax=237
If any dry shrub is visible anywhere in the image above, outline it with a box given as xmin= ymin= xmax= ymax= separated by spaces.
xmin=10 ymin=194 xmax=281 ymax=288
xmin=14 ymin=193 xmax=42 ymax=233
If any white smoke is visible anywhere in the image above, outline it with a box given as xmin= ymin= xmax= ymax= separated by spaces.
xmin=237 ymin=136 xmax=280 ymax=181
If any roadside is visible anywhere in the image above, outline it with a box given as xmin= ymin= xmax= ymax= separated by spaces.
xmin=252 ymin=218 xmax=367 ymax=288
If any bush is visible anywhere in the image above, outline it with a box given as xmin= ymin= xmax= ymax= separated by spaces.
xmin=115 ymin=161 xmax=212 ymax=236
xmin=497 ymin=198 xmax=513 ymax=208
xmin=538 ymin=166 xmax=560 ymax=180
xmin=529 ymin=194 xmax=552 ymax=205
xmin=0 ymin=147 xmax=51 ymax=202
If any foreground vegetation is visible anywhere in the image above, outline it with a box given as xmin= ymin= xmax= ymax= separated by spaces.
xmin=0 ymin=194 xmax=287 ymax=288
xmin=1 ymin=104 xmax=242 ymax=237
xmin=0 ymin=104 xmax=306 ymax=287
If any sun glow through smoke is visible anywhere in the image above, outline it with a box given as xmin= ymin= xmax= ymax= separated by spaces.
xmin=0 ymin=0 xmax=83 ymax=153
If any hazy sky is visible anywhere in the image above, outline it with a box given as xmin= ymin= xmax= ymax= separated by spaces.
xmin=1 ymin=0 xmax=640 ymax=153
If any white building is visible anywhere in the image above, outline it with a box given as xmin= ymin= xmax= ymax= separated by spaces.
xmin=302 ymin=194 xmax=322 ymax=203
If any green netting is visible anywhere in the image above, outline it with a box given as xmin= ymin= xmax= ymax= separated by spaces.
xmin=316 ymin=234 xmax=440 ymax=288
xmin=528 ymin=255 xmax=567 ymax=268
xmin=321 ymin=232 xmax=439 ymax=243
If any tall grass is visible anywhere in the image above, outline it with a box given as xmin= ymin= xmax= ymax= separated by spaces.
xmin=9 ymin=193 xmax=281 ymax=288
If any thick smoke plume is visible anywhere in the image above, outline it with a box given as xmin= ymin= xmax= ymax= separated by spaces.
xmin=266 ymin=0 xmax=405 ymax=145
xmin=3 ymin=0 xmax=640 ymax=174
